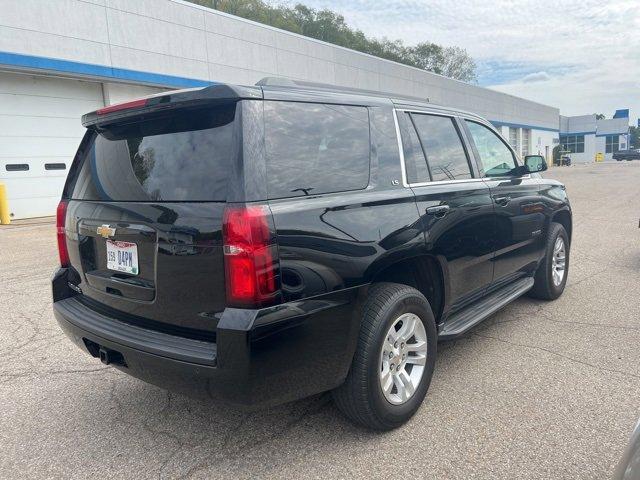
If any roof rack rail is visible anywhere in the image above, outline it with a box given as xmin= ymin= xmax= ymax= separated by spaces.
xmin=255 ymin=76 xmax=430 ymax=104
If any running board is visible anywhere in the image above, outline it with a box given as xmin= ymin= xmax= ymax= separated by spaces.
xmin=438 ymin=277 xmax=534 ymax=340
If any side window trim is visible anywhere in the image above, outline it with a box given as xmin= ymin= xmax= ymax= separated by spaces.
xmin=462 ymin=118 xmax=520 ymax=179
xmin=453 ymin=116 xmax=482 ymax=178
xmin=394 ymin=108 xmax=484 ymax=187
xmin=392 ymin=108 xmax=410 ymax=187
xmin=394 ymin=110 xmax=431 ymax=185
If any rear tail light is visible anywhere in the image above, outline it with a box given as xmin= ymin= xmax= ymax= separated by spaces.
xmin=222 ymin=204 xmax=280 ymax=308
xmin=56 ymin=200 xmax=69 ymax=267
xmin=96 ymin=98 xmax=147 ymax=115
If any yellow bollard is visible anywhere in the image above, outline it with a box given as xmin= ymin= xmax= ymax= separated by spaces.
xmin=0 ymin=183 xmax=10 ymax=225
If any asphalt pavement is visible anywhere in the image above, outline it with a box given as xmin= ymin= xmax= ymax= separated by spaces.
xmin=1 ymin=162 xmax=639 ymax=479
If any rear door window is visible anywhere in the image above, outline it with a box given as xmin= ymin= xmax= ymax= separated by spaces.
xmin=264 ymin=101 xmax=370 ymax=199
xmin=70 ymin=104 xmax=238 ymax=202
xmin=410 ymin=113 xmax=472 ymax=182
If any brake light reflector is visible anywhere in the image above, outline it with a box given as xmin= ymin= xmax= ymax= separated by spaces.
xmin=223 ymin=205 xmax=279 ymax=307
xmin=96 ymin=98 xmax=147 ymax=115
xmin=56 ymin=200 xmax=69 ymax=267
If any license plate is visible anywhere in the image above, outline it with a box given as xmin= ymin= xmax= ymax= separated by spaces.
xmin=106 ymin=240 xmax=139 ymax=275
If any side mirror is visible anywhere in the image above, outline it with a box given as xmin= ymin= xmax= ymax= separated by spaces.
xmin=523 ymin=155 xmax=547 ymax=174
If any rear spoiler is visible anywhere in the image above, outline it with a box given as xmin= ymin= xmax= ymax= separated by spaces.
xmin=82 ymin=83 xmax=263 ymax=127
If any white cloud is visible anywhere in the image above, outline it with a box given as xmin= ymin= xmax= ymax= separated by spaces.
xmin=520 ymin=72 xmax=551 ymax=83
xmin=291 ymin=0 xmax=640 ymax=119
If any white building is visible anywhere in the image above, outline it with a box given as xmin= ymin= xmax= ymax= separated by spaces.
xmin=0 ymin=0 xmax=560 ymax=220
xmin=492 ymin=122 xmax=558 ymax=167
xmin=559 ymin=110 xmax=631 ymax=163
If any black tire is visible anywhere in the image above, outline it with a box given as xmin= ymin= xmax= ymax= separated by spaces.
xmin=332 ymin=282 xmax=437 ymax=430
xmin=529 ymin=222 xmax=569 ymax=300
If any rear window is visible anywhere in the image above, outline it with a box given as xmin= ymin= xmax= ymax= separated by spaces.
xmin=70 ymin=104 xmax=237 ymax=202
xmin=264 ymin=101 xmax=370 ymax=199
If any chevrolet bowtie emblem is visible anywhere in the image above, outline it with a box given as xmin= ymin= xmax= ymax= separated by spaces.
xmin=96 ymin=225 xmax=116 ymax=238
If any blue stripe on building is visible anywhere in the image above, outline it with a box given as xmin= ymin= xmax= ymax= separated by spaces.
xmin=559 ymin=131 xmax=596 ymax=136
xmin=0 ymin=51 xmax=212 ymax=88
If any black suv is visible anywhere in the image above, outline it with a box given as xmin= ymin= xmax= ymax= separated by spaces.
xmin=53 ymin=79 xmax=571 ymax=430
xmin=614 ymin=149 xmax=640 ymax=161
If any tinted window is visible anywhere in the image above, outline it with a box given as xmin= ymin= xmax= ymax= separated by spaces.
xmin=265 ymin=101 xmax=370 ymax=198
xmin=398 ymin=112 xmax=429 ymax=184
xmin=560 ymin=134 xmax=585 ymax=154
xmin=70 ymin=104 xmax=237 ymax=201
xmin=465 ymin=121 xmax=516 ymax=177
xmin=605 ymin=135 xmax=619 ymax=153
xmin=411 ymin=114 xmax=472 ymax=181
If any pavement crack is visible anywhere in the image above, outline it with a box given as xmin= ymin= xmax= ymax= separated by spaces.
xmin=180 ymin=394 xmax=331 ymax=479
xmin=0 ymin=366 xmax=114 ymax=384
xmin=473 ymin=331 xmax=640 ymax=381
xmin=482 ymin=304 xmax=640 ymax=332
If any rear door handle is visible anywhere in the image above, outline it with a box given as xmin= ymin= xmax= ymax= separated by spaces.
xmin=493 ymin=195 xmax=511 ymax=206
xmin=425 ymin=205 xmax=450 ymax=217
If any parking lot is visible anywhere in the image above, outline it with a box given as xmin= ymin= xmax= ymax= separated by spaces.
xmin=1 ymin=162 xmax=639 ymax=479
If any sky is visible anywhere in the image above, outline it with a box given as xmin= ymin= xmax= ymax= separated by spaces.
xmin=291 ymin=0 xmax=640 ymax=121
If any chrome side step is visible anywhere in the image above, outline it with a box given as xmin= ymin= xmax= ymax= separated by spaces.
xmin=438 ymin=276 xmax=534 ymax=340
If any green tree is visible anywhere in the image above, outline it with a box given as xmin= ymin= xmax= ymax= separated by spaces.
xmin=409 ymin=42 xmax=445 ymax=73
xmin=629 ymin=126 xmax=639 ymax=149
xmin=440 ymin=46 xmax=477 ymax=82
xmin=594 ymin=113 xmax=605 ymax=120
xmin=187 ymin=0 xmax=477 ymax=82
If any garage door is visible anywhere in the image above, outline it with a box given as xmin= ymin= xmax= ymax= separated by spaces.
xmin=0 ymin=72 xmax=104 ymax=219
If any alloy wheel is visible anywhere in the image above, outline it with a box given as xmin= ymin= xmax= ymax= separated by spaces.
xmin=379 ymin=313 xmax=428 ymax=405
xmin=551 ymin=236 xmax=566 ymax=286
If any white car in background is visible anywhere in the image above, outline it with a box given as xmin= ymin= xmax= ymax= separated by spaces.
xmin=614 ymin=419 xmax=640 ymax=479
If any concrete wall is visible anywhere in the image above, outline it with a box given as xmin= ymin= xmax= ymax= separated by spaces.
xmin=532 ymin=130 xmax=558 ymax=159
xmin=0 ymin=0 xmax=559 ymax=130
xmin=560 ymin=115 xmax=630 ymax=162
xmin=495 ymin=125 xmax=555 ymax=163
xmin=596 ymin=118 xmax=629 ymax=136
xmin=103 ymin=83 xmax=164 ymax=105
xmin=565 ymin=135 xmax=595 ymax=164
xmin=561 ymin=114 xmax=597 ymax=135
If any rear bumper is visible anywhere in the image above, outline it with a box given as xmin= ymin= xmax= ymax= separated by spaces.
xmin=55 ymin=302 xmax=229 ymax=402
xmin=53 ymin=269 xmax=364 ymax=408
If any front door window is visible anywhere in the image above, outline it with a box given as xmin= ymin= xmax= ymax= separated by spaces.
xmin=466 ymin=121 xmax=517 ymax=177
